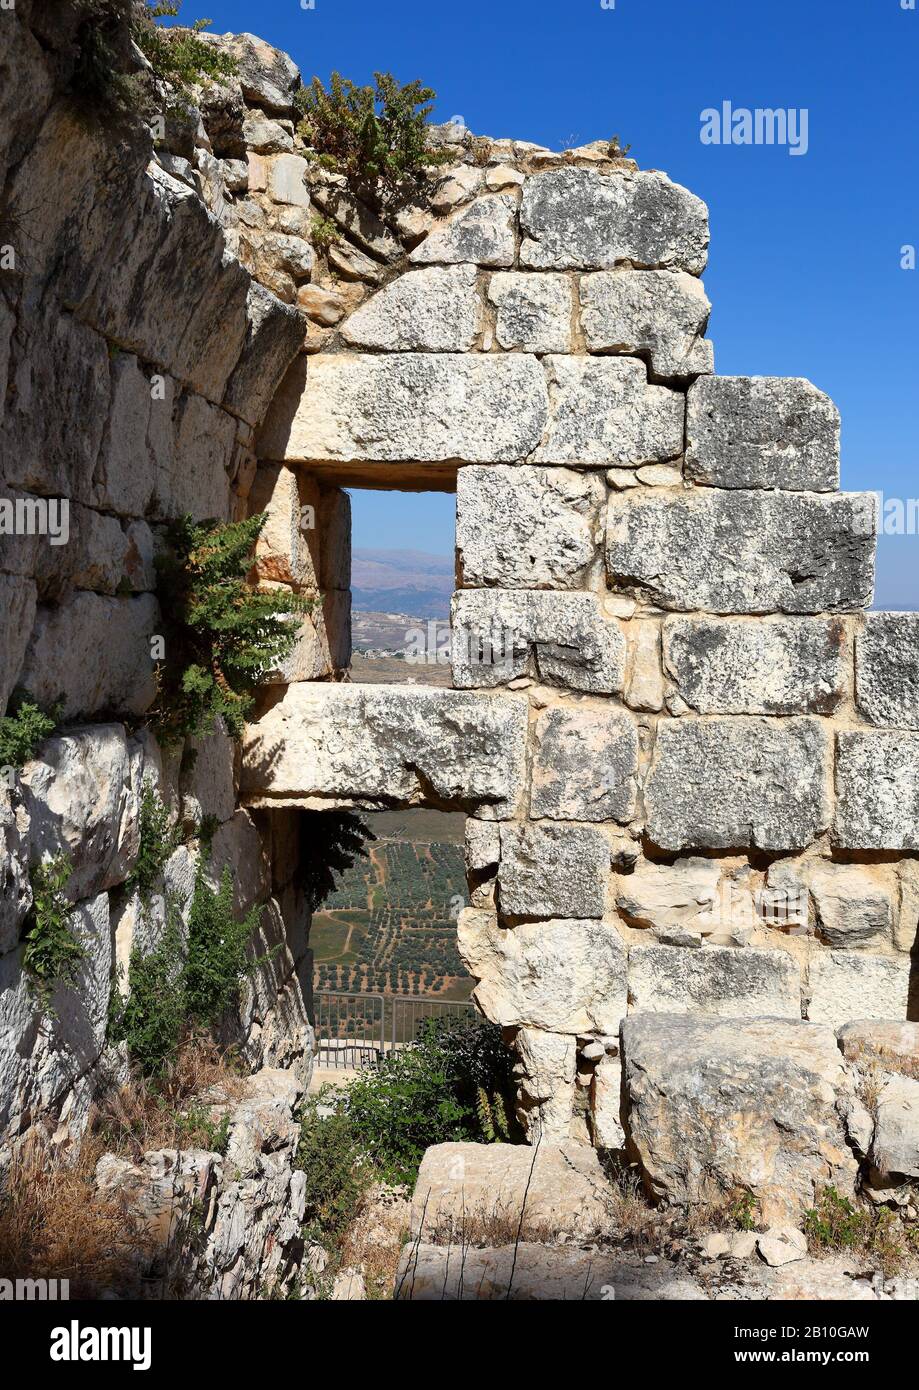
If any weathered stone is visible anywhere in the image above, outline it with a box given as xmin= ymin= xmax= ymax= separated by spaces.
xmin=621 ymin=1014 xmax=857 ymax=1223
xmin=807 ymin=951 xmax=910 ymax=1027
xmin=310 ymin=184 xmax=401 ymax=263
xmin=870 ymin=1077 xmax=919 ymax=1179
xmin=265 ymin=353 xmax=548 ymax=469
xmin=855 ymin=613 xmax=919 ymax=730
xmin=409 ymin=1141 xmax=614 ymax=1243
xmin=223 ymin=281 xmax=303 ymax=428
xmin=451 ymin=590 xmax=625 ymax=693
xmin=686 ymin=376 xmax=840 ymax=492
xmin=458 ymin=909 xmax=627 ymax=1033
xmin=531 ymin=705 xmax=638 ymax=822
xmin=646 ymin=717 xmax=830 ymax=852
xmin=265 ymin=153 xmax=310 ymax=208
xmin=93 ymin=353 xmax=157 ymax=516
xmin=327 ymin=241 xmax=383 ymax=285
xmin=181 ymin=719 xmax=236 ymax=828
xmin=156 ymin=390 xmax=234 ymax=522
xmin=199 ymin=31 xmax=300 ymax=114
xmin=623 ymin=619 xmax=664 ymax=712
xmin=607 ymin=489 xmax=876 ymax=613
xmin=430 ymin=165 xmax=482 ymax=213
xmin=0 ymin=792 xmax=31 ymax=956
xmin=18 ymin=593 xmax=159 ymax=720
xmin=535 ymin=357 xmax=684 ymax=466
xmin=580 ymin=270 xmax=712 ymax=378
xmin=296 ymin=284 xmax=344 ymax=324
xmin=456 ymin=465 xmax=603 ymax=589
xmin=837 ymin=1020 xmax=919 ymax=1075
xmin=520 ymin=168 xmax=709 ymax=274
xmin=249 ymin=464 xmax=318 ymax=589
xmin=663 ymin=616 xmax=848 ymax=715
xmin=628 ymin=943 xmax=802 ymax=1020
xmin=497 ymin=823 xmax=609 ymax=919
xmin=342 ymin=265 xmax=480 ymax=352
xmin=806 ymin=864 xmax=894 ymax=949
xmin=513 ymin=1027 xmax=576 ymax=1142
xmin=757 ymin=1227 xmax=808 ymax=1267
xmin=488 ymin=272 xmax=573 ymax=352
xmin=590 ymin=1054 xmax=625 ymax=1150
xmin=486 ymin=164 xmax=525 ymax=191
xmin=241 ymin=683 xmax=528 ymax=818
xmin=616 ymin=857 xmax=722 ymax=936
xmin=835 ymin=731 xmax=919 ymax=851
xmin=0 ymin=574 xmax=37 ymax=714
xmin=409 ymin=194 xmax=516 ymax=267
xmin=242 ymin=111 xmax=293 ymax=153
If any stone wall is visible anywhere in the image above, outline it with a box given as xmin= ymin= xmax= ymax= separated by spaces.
xmin=241 ymin=116 xmax=918 ymax=1160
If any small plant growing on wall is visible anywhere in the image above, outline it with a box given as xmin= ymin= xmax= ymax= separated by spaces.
xmin=295 ymin=71 xmax=451 ymax=205
xmin=132 ymin=2 xmax=239 ymax=106
xmin=23 ymin=858 xmax=85 ymax=1013
xmin=309 ymin=213 xmax=341 ymax=256
xmin=126 ymin=782 xmax=180 ymax=901
xmin=0 ymin=694 xmax=58 ymax=770
xmin=151 ymin=513 xmax=309 ymax=744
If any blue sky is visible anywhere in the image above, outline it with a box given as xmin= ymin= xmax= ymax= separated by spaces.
xmin=194 ymin=0 xmax=918 ymax=603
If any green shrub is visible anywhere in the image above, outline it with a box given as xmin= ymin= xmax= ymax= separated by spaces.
xmin=183 ymin=866 xmax=265 ymax=1028
xmin=22 ymin=858 xmax=85 ymax=1012
xmin=297 ymin=1095 xmax=371 ymax=1246
xmin=109 ymin=903 xmax=186 ymax=1076
xmin=294 ymin=71 xmax=450 ymax=204
xmin=127 ymin=782 xmax=179 ymax=900
xmin=804 ymin=1186 xmax=874 ymax=1253
xmin=310 ymin=213 xmax=341 ymax=255
xmin=0 ymin=696 xmax=58 ymax=769
xmin=132 ymin=3 xmax=238 ymax=108
xmin=152 ymin=513 xmax=309 ymax=743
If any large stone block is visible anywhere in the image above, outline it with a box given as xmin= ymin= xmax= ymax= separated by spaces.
xmin=409 ymin=193 xmax=517 ymax=267
xmin=341 ymin=265 xmax=480 ymax=352
xmin=531 ymin=705 xmax=638 ymax=822
xmin=628 ymin=943 xmax=802 ymax=1019
xmin=497 ymin=823 xmax=609 ymax=919
xmin=607 ymin=489 xmax=876 ymax=613
xmin=662 ymin=616 xmax=848 ymax=715
xmin=155 ymin=390 xmax=236 ymax=522
xmin=487 ymin=272 xmax=573 ymax=352
xmin=621 ymin=1014 xmax=857 ymax=1223
xmin=198 ymin=31 xmax=300 ymax=113
xmin=686 ymin=377 xmax=840 ymax=490
xmin=616 ymin=856 xmax=721 ymax=937
xmin=871 ymin=1077 xmax=919 ymax=1180
xmin=835 ymin=730 xmax=919 ymax=850
xmin=837 ymin=1020 xmax=919 ymax=1073
xmin=580 ymin=270 xmax=713 ymax=378
xmin=645 ymin=717 xmax=830 ymax=852
xmin=807 ymin=950 xmax=910 ymax=1027
xmin=249 ymin=463 xmax=319 ymax=590
xmin=513 ymin=1027 xmax=577 ymax=1143
xmin=855 ymin=613 xmax=919 ymax=730
xmin=534 ymin=357 xmax=684 ymax=467
xmin=18 ymin=593 xmax=159 ymax=721
xmin=450 ymin=589 xmax=625 ymax=693
xmin=590 ymin=1055 xmax=626 ymax=1151
xmin=223 ymin=281 xmax=303 ymax=428
xmin=241 ymin=683 xmax=528 ymax=818
xmin=520 ymin=168 xmax=709 ymax=274
xmin=458 ymin=909 xmax=627 ymax=1033
xmin=456 ymin=465 xmax=603 ymax=589
xmin=263 ymin=353 xmax=548 ymax=468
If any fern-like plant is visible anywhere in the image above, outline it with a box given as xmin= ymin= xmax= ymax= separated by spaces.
xmin=183 ymin=865 xmax=266 ymax=1027
xmin=0 ymin=695 xmax=58 ymax=769
xmin=152 ymin=512 xmax=309 ymax=743
xmin=23 ymin=858 xmax=85 ymax=1012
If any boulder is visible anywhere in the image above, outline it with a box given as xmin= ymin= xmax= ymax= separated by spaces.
xmin=621 ymin=1014 xmax=857 ymax=1223
xmin=686 ymin=377 xmax=840 ymax=490
xmin=409 ymin=194 xmax=517 ymax=267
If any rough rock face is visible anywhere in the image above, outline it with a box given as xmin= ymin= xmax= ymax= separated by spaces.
xmin=621 ymin=1015 xmax=858 ymax=1223
xmin=580 ymin=270 xmax=713 ymax=378
xmin=686 ymin=377 xmax=840 ymax=490
xmin=855 ymin=613 xmax=919 ymax=730
xmin=627 ymin=943 xmax=802 ymax=1019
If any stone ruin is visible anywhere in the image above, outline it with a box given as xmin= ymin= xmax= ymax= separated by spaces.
xmin=2 ymin=8 xmax=919 ymax=1279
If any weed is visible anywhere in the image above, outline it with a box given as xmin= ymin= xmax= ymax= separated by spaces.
xmin=22 ymin=858 xmax=84 ymax=1013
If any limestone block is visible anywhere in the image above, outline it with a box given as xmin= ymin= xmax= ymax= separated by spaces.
xmin=534 ymin=356 xmax=684 ymax=466
xmin=243 ymin=112 xmax=293 ymax=153
xmin=18 ymin=593 xmax=158 ymax=721
xmin=310 ymin=184 xmax=401 ymax=263
xmin=686 ymin=376 xmax=840 ymax=490
xmin=488 ymin=272 xmax=573 ymax=353
xmin=267 ymin=353 xmax=548 ymax=467
xmin=646 ymin=717 xmax=830 ymax=852
xmin=249 ymin=464 xmax=318 ymax=590
xmin=531 ymin=705 xmax=638 ymax=822
xmin=19 ymin=725 xmax=140 ymax=900
xmin=181 ymin=719 xmax=237 ymax=828
xmin=431 ymin=164 xmax=482 ymax=213
xmin=409 ymin=194 xmax=516 ymax=267
xmin=897 ymin=860 xmax=919 ymax=954
xmin=616 ymin=856 xmax=721 ymax=936
xmin=869 ymin=1077 xmax=919 ymax=1182
xmin=241 ymin=683 xmax=528 ymax=818
xmin=456 ymin=465 xmax=603 ymax=589
xmin=341 ymin=265 xmax=480 ymax=352
xmin=497 ymin=823 xmax=609 ymax=919
xmin=451 ymin=590 xmax=625 ymax=694
xmin=607 ymin=489 xmax=876 ymax=613
xmin=628 ymin=943 xmax=802 ymax=1019
xmin=835 ymin=730 xmax=919 ymax=850
xmin=93 ymin=353 xmax=157 ymax=517
xmin=319 ymin=487 xmax=351 ymax=592
xmin=155 ymin=391 xmax=235 ymax=522
xmin=837 ymin=1020 xmax=919 ymax=1074
xmin=807 ymin=951 xmax=910 ymax=1027
xmin=663 ymin=616 xmax=848 ymax=715
xmin=458 ymin=908 xmax=627 ymax=1033
xmin=199 ymin=31 xmax=300 ymax=113
xmin=223 ymin=281 xmax=304 ymax=428
xmin=590 ymin=1055 xmax=625 ymax=1150
xmin=0 ymin=574 xmax=36 ymax=714
xmin=327 ymin=241 xmax=383 ymax=285
xmin=297 ymin=285 xmax=344 ymax=324
xmin=806 ymin=864 xmax=894 ymax=949
xmin=621 ymin=1014 xmax=857 ymax=1224
xmin=624 ymin=619 xmax=664 ymax=712
xmin=0 ymin=792 xmax=31 ymax=956
xmin=520 ymin=168 xmax=709 ymax=274
xmin=514 ymin=1027 xmax=577 ymax=1143
xmin=207 ymin=809 xmax=270 ymax=917
xmin=580 ymin=270 xmax=712 ymax=378
xmin=266 ymin=153 xmax=310 ymax=208
xmin=855 ymin=613 xmax=919 ymax=729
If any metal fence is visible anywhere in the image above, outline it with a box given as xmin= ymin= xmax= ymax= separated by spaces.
xmin=313 ymin=990 xmax=477 ymax=1070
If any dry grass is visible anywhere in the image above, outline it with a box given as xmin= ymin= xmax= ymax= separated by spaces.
xmin=91 ymin=1033 xmax=247 ymax=1160
xmin=339 ymin=1184 xmax=411 ymax=1299
xmin=0 ymin=1134 xmax=152 ymax=1298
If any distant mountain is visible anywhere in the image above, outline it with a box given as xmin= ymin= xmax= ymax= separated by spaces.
xmin=352 ymin=548 xmax=454 ymax=620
